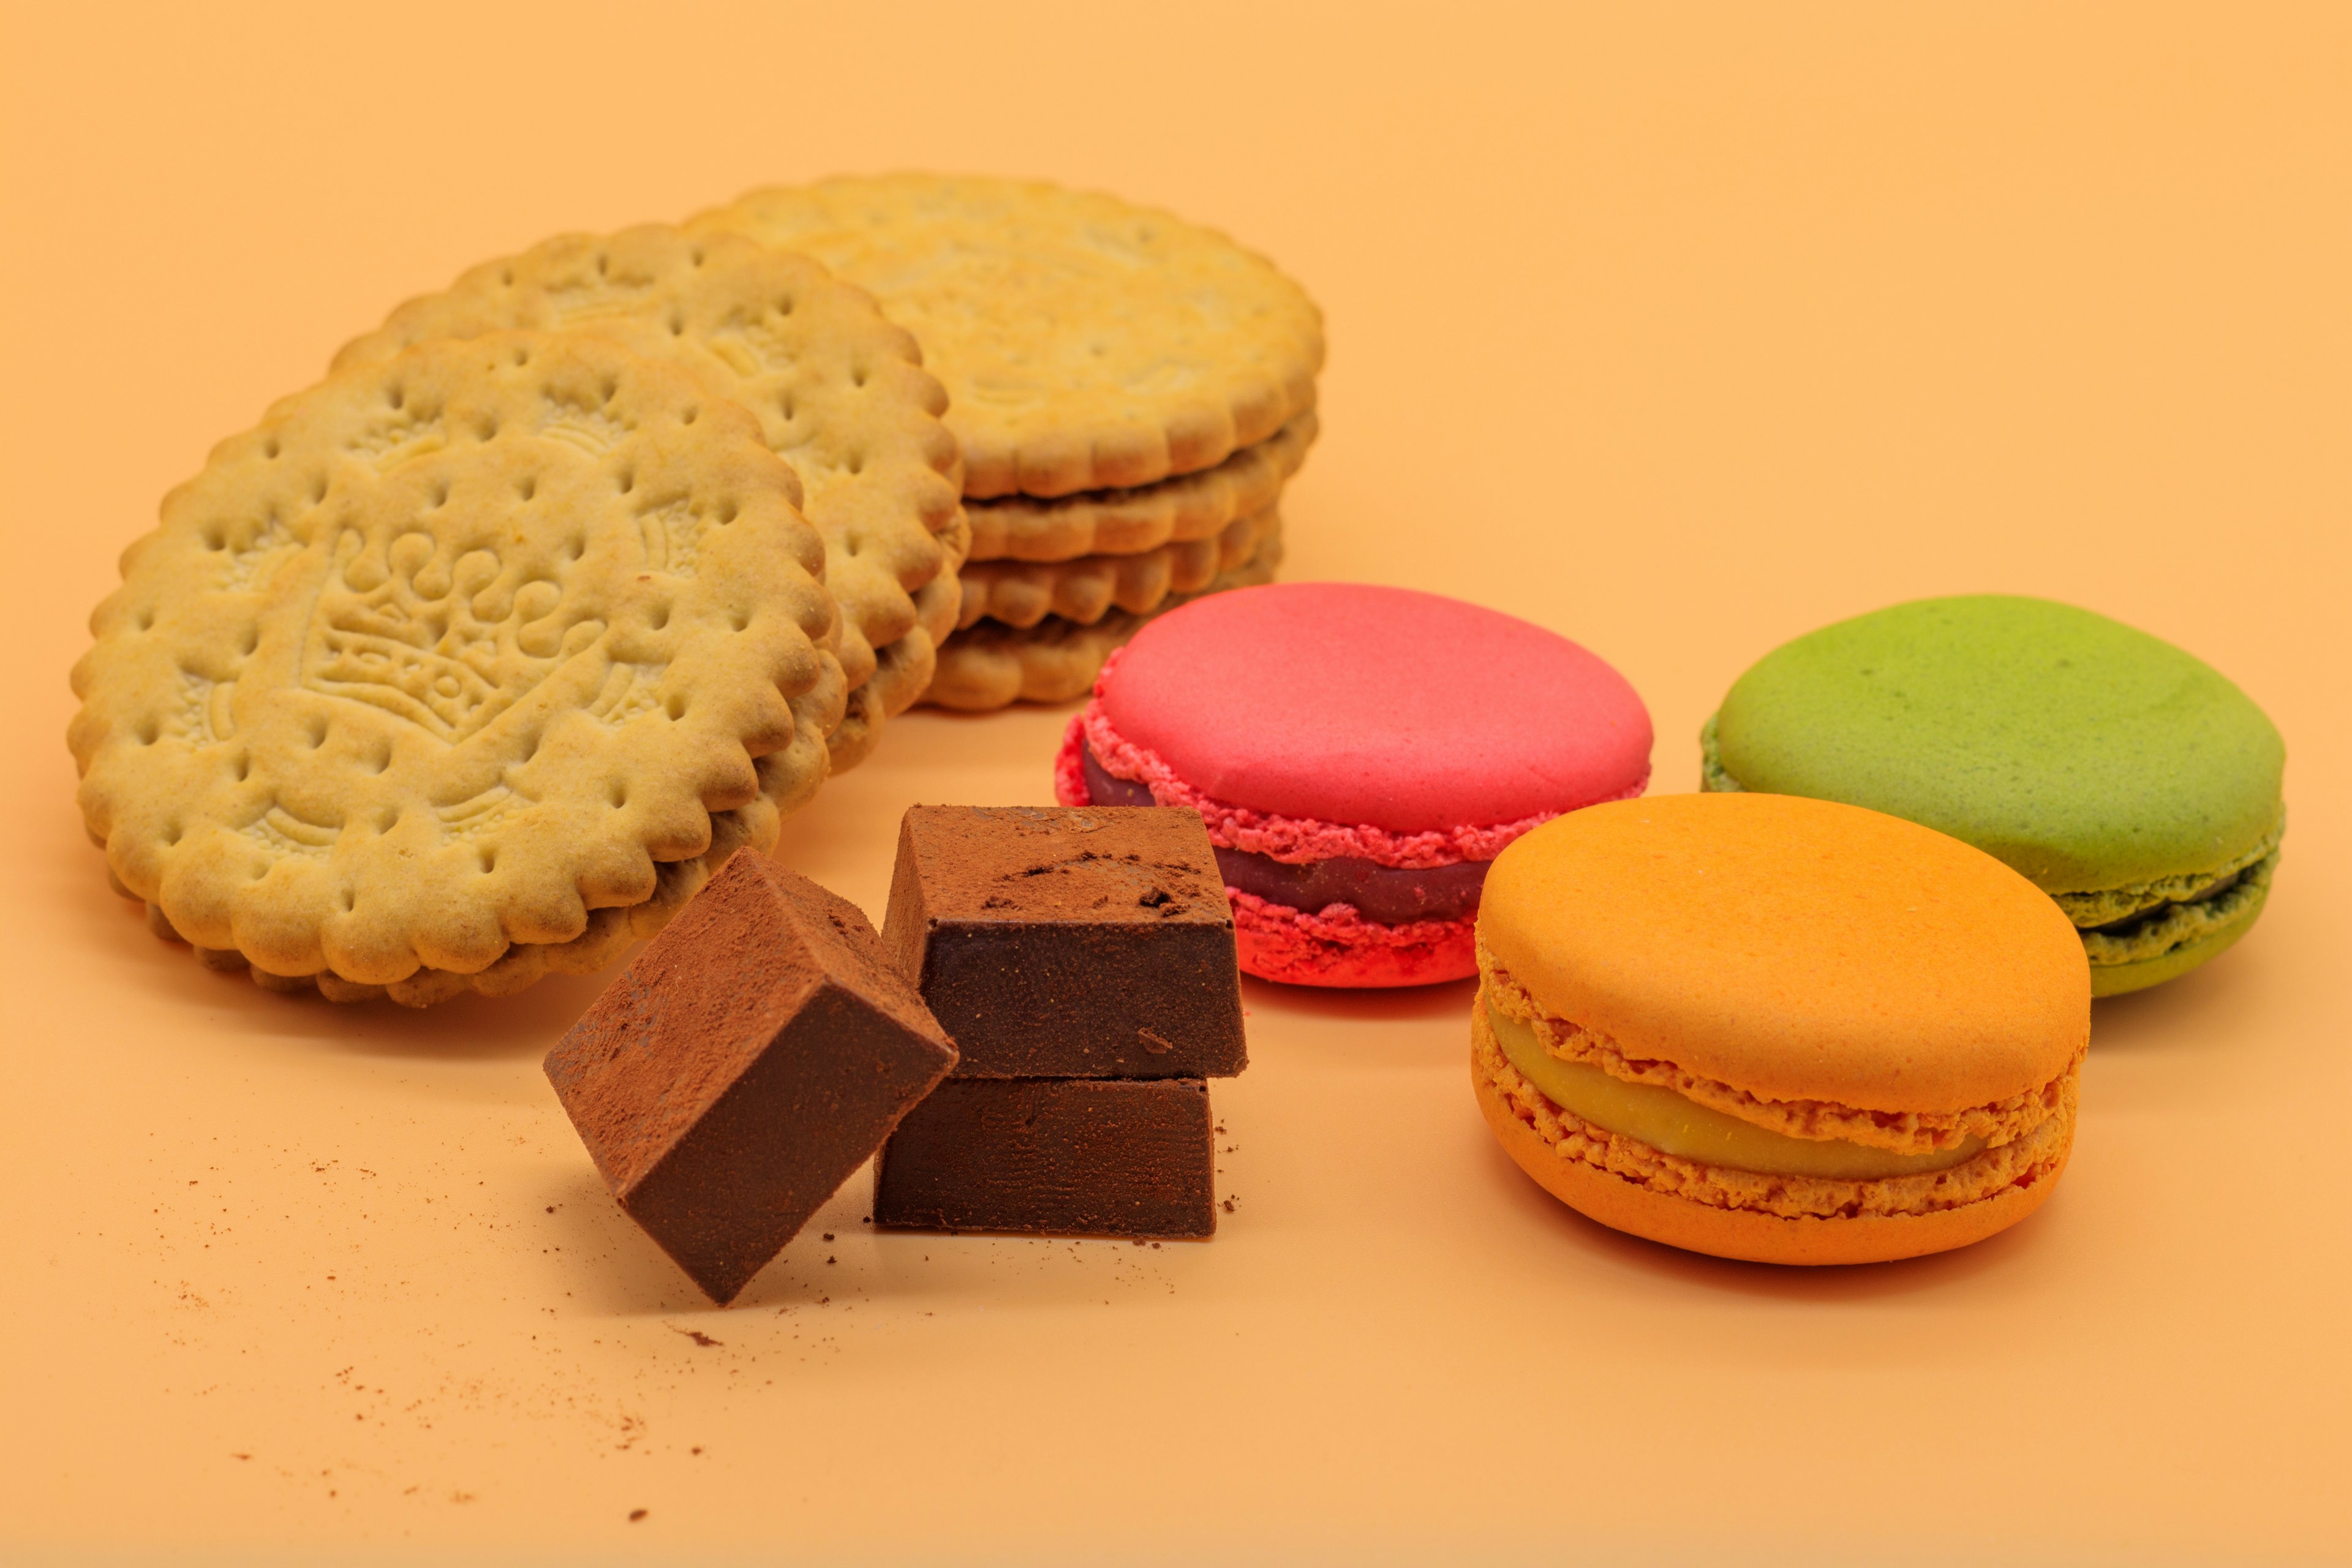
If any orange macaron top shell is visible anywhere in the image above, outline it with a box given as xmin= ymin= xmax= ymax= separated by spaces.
xmin=1480 ymin=793 xmax=2088 ymax=1114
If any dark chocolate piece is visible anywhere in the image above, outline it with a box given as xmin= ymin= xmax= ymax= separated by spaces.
xmin=1081 ymin=744 xmax=1491 ymax=921
xmin=545 ymin=850 xmax=956 ymax=1304
xmin=883 ymin=805 xmax=1246 ymax=1079
xmin=873 ymin=1077 xmax=1215 ymax=1237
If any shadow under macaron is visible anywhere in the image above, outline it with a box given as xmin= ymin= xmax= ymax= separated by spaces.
xmin=2087 ymin=931 xmax=2271 ymax=1055
xmin=1240 ymin=972 xmax=1477 ymax=1024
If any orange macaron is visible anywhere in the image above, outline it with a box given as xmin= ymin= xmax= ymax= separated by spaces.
xmin=1472 ymin=792 xmax=2090 ymax=1265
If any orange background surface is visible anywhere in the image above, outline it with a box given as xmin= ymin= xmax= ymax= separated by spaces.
xmin=2 ymin=4 xmax=2346 ymax=1562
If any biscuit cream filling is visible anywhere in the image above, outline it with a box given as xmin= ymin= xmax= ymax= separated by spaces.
xmin=1482 ymin=998 xmax=1984 ymax=1181
xmin=1699 ymin=713 xmax=2280 ymax=968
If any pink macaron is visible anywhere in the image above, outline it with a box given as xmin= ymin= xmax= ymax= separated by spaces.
xmin=1054 ymin=582 xmax=1653 ymax=986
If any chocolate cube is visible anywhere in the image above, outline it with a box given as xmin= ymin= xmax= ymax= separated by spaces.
xmin=873 ymin=1077 xmax=1216 ymax=1237
xmin=546 ymin=850 xmax=956 ymax=1304
xmin=883 ymin=805 xmax=1246 ymax=1079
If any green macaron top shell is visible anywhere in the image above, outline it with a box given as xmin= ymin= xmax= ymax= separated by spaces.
xmin=1709 ymin=595 xmax=2284 ymax=896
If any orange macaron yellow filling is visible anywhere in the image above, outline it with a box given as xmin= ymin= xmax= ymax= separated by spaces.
xmin=1482 ymin=998 xmax=1985 ymax=1181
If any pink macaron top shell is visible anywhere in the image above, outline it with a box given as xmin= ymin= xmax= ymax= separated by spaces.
xmin=1072 ymin=703 xmax=1581 ymax=868
xmin=1095 ymin=581 xmax=1653 ymax=835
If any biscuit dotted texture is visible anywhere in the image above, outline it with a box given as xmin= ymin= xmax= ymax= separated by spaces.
xmin=924 ymin=526 xmax=1283 ymax=710
xmin=956 ymin=505 xmax=1276 ymax=631
xmin=332 ymin=226 xmax=965 ymax=771
xmin=70 ymin=331 xmax=843 ymax=1005
xmin=688 ymin=175 xmax=1325 ymax=499
xmin=965 ymin=413 xmax=1315 ymax=562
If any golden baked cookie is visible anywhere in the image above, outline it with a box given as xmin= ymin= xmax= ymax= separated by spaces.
xmin=965 ymin=413 xmax=1314 ymax=563
xmin=925 ymin=525 xmax=1283 ymax=710
xmin=688 ymin=175 xmax=1324 ymax=499
xmin=956 ymin=505 xmax=1275 ymax=631
xmin=69 ymin=331 xmax=844 ymax=1005
xmin=333 ymin=225 xmax=964 ymax=771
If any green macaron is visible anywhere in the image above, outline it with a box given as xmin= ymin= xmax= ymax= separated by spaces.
xmin=1702 ymin=595 xmax=2284 ymax=997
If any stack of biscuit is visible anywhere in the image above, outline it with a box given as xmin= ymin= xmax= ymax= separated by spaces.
xmin=68 ymin=174 xmax=1322 ymax=1006
xmin=689 ymin=175 xmax=1324 ymax=709
xmin=331 ymin=225 xmax=968 ymax=769
xmin=70 ymin=331 xmax=856 ymax=1004
xmin=69 ymin=226 xmax=965 ymax=1005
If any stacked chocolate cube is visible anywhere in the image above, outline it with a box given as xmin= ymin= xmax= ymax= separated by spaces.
xmin=875 ymin=805 xmax=1247 ymax=1238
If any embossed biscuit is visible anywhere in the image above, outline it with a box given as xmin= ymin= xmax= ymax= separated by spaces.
xmin=142 ymin=742 xmax=827 ymax=1006
xmin=956 ymin=505 xmax=1276 ymax=631
xmin=333 ymin=225 xmax=964 ymax=772
xmin=966 ymin=413 xmax=1314 ymax=564
xmin=688 ymin=175 xmax=1324 ymax=500
xmin=925 ymin=526 xmax=1283 ymax=711
xmin=69 ymin=331 xmax=844 ymax=1002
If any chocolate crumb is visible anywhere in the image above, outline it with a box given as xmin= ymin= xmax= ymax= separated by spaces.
xmin=629 ymin=1508 xmax=649 ymax=1522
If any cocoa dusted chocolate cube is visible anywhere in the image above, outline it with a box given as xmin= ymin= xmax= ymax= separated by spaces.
xmin=545 ymin=850 xmax=956 ymax=1305
xmin=882 ymin=805 xmax=1247 ymax=1079
xmin=874 ymin=1077 xmax=1216 ymax=1237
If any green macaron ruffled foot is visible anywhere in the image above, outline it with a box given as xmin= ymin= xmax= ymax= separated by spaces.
xmin=1702 ymin=595 xmax=2286 ymax=997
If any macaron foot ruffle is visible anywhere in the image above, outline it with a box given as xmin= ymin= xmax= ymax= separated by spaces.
xmin=1052 ymin=714 xmax=1092 ymax=807
xmin=1231 ymin=890 xmax=1475 ymax=987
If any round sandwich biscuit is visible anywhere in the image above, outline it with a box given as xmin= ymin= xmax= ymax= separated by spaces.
xmin=965 ymin=412 xmax=1316 ymax=564
xmin=1057 ymin=582 xmax=1651 ymax=986
xmin=927 ymin=524 xmax=1284 ymax=711
xmin=333 ymin=225 xmax=966 ymax=771
xmin=688 ymin=174 xmax=1324 ymax=499
xmin=1703 ymin=595 xmax=2285 ymax=997
xmin=956 ymin=503 xmax=1275 ymax=631
xmin=69 ymin=331 xmax=843 ymax=1005
xmin=1474 ymin=792 xmax=2089 ymax=1265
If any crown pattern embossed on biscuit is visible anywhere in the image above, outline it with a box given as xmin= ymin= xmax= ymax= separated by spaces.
xmin=333 ymin=224 xmax=966 ymax=771
xmin=70 ymin=330 xmax=844 ymax=1006
xmin=304 ymin=527 xmax=610 ymax=743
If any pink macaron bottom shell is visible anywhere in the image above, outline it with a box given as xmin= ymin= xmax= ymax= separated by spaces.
xmin=1057 ymin=716 xmax=1483 ymax=987
xmin=1230 ymin=891 xmax=1478 ymax=987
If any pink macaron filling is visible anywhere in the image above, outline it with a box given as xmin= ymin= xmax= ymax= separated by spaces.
xmin=1074 ymin=738 xmax=1491 ymax=921
xmin=1054 ymin=582 xmax=1653 ymax=987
